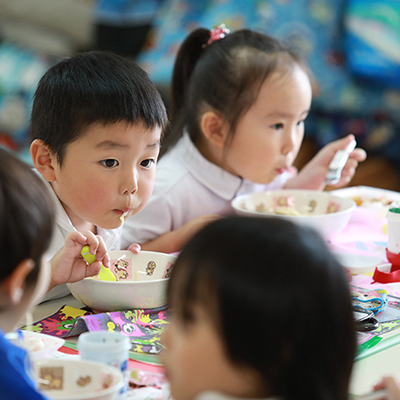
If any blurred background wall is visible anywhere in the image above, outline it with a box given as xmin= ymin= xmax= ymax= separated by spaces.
xmin=1 ymin=0 xmax=400 ymax=190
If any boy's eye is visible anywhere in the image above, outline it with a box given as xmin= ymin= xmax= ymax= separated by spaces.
xmin=140 ymin=159 xmax=155 ymax=168
xmin=101 ymin=159 xmax=119 ymax=168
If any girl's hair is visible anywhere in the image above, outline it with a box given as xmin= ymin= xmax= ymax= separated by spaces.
xmin=168 ymin=216 xmax=356 ymax=400
xmin=163 ymin=28 xmax=306 ymax=155
xmin=0 ymin=148 xmax=54 ymax=288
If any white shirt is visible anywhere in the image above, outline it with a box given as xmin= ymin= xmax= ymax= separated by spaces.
xmin=195 ymin=392 xmax=278 ymax=400
xmin=35 ymin=171 xmax=122 ymax=301
xmin=121 ymin=133 xmax=292 ymax=248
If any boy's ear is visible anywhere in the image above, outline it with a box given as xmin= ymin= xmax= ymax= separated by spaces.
xmin=200 ymin=111 xmax=229 ymax=149
xmin=30 ymin=139 xmax=57 ymax=182
xmin=0 ymin=259 xmax=35 ymax=305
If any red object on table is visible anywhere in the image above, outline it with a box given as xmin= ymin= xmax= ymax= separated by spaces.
xmin=372 ymin=249 xmax=400 ymax=283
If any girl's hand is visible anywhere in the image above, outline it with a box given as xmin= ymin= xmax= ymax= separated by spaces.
xmin=374 ymin=376 xmax=400 ymax=400
xmin=49 ymin=230 xmax=110 ymax=290
xmin=286 ymin=134 xmax=367 ymax=190
xmin=141 ymin=214 xmax=221 ymax=254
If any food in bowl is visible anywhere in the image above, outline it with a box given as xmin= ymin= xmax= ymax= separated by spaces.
xmin=231 ymin=189 xmax=356 ymax=240
xmin=330 ymin=186 xmax=400 ymax=222
xmin=33 ymin=358 xmax=123 ymax=400
xmin=67 ymin=251 xmax=176 ymax=312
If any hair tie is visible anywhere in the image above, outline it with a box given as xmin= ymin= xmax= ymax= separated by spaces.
xmin=206 ymin=24 xmax=230 ymax=46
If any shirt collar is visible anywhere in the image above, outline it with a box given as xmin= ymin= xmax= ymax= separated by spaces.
xmin=176 ymin=132 xmax=244 ymax=200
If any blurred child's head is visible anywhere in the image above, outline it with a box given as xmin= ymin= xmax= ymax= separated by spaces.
xmin=169 ymin=28 xmax=312 ymax=184
xmin=0 ymin=148 xmax=54 ymax=331
xmin=162 ymin=216 xmax=356 ymax=400
xmin=30 ymin=51 xmax=168 ymax=231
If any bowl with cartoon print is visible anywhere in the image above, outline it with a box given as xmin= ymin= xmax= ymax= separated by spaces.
xmin=67 ymin=250 xmax=176 ymax=312
xmin=231 ymin=189 xmax=356 ymax=240
xmin=33 ymin=358 xmax=124 ymax=400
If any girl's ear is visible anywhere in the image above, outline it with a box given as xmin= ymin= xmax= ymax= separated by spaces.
xmin=0 ymin=259 xmax=35 ymax=305
xmin=200 ymin=111 xmax=229 ymax=149
xmin=30 ymin=139 xmax=57 ymax=182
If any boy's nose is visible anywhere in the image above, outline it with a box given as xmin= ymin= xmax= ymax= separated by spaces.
xmin=122 ymin=172 xmax=138 ymax=195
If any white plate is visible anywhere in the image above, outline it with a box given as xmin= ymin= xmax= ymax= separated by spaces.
xmin=331 ymin=250 xmax=384 ymax=274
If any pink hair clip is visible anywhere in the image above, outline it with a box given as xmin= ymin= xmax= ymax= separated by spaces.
xmin=207 ymin=24 xmax=230 ymax=45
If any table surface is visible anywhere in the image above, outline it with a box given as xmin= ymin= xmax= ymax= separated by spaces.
xmin=24 ymin=199 xmax=400 ymax=397
xmin=25 ymin=293 xmax=400 ymax=397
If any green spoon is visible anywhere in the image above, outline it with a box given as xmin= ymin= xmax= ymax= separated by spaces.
xmin=81 ymin=245 xmax=116 ymax=281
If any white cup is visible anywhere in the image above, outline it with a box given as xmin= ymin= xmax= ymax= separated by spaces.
xmin=387 ymin=208 xmax=400 ymax=254
xmin=78 ymin=332 xmax=130 ymax=398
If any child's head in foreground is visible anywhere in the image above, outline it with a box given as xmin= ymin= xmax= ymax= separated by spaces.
xmin=162 ymin=216 xmax=356 ymax=400
xmin=168 ymin=27 xmax=312 ymax=184
xmin=0 ymin=148 xmax=54 ymax=332
xmin=30 ymin=51 xmax=168 ymax=231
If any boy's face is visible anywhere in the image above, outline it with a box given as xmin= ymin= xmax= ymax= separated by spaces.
xmin=50 ymin=121 xmax=161 ymax=231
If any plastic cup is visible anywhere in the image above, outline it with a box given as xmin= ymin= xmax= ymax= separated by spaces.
xmin=387 ymin=208 xmax=400 ymax=254
xmin=78 ymin=332 xmax=130 ymax=398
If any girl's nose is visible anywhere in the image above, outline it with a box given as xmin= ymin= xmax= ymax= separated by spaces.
xmin=282 ymin=126 xmax=297 ymax=155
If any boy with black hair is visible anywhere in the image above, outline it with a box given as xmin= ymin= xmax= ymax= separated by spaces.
xmin=30 ymin=51 xmax=167 ymax=299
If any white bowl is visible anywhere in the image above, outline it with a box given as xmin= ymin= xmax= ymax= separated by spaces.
xmin=231 ymin=189 xmax=356 ymax=240
xmin=67 ymin=251 xmax=176 ymax=312
xmin=33 ymin=358 xmax=123 ymax=400
xmin=6 ymin=331 xmax=65 ymax=361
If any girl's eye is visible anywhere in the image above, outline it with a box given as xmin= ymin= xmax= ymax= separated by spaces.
xmin=140 ymin=159 xmax=155 ymax=168
xmin=297 ymin=120 xmax=305 ymax=126
xmin=271 ymin=123 xmax=284 ymax=130
xmin=101 ymin=159 xmax=119 ymax=168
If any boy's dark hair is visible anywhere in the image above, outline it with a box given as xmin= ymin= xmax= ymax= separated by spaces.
xmin=31 ymin=51 xmax=168 ymax=165
xmin=0 ymin=148 xmax=54 ymax=287
xmin=168 ymin=216 xmax=356 ymax=400
xmin=162 ymin=28 xmax=307 ymax=156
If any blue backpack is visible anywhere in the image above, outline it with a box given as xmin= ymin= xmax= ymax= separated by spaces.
xmin=345 ymin=0 xmax=400 ymax=90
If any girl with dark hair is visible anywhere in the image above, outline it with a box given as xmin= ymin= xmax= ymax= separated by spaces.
xmin=122 ymin=27 xmax=366 ymax=254
xmin=161 ymin=216 xmax=357 ymax=400
xmin=0 ymin=148 xmax=109 ymax=399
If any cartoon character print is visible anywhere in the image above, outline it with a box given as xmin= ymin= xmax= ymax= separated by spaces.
xmin=163 ymin=263 xmax=174 ymax=279
xmin=146 ymin=261 xmax=157 ymax=276
xmin=114 ymin=258 xmax=129 ymax=281
xmin=308 ymin=200 xmax=317 ymax=213
xmin=326 ymin=201 xmax=341 ymax=214
xmin=77 ymin=376 xmax=91 ymax=387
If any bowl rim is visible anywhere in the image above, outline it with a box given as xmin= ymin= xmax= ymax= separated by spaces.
xmin=231 ymin=189 xmax=356 ymax=218
xmin=107 ymin=250 xmax=178 ymax=258
xmin=67 ymin=276 xmax=170 ymax=286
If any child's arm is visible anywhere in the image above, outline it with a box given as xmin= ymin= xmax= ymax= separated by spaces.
xmin=373 ymin=377 xmax=400 ymax=400
xmin=49 ymin=230 xmax=110 ymax=291
xmin=128 ymin=214 xmax=220 ymax=254
xmin=285 ymin=134 xmax=367 ymax=190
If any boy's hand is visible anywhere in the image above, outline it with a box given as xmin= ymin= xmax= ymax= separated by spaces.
xmin=286 ymin=134 xmax=367 ymax=190
xmin=49 ymin=230 xmax=110 ymax=290
xmin=127 ymin=243 xmax=141 ymax=254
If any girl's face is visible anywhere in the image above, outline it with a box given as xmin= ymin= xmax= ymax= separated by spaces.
xmin=161 ymin=304 xmax=263 ymax=400
xmin=222 ymin=64 xmax=312 ymax=184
